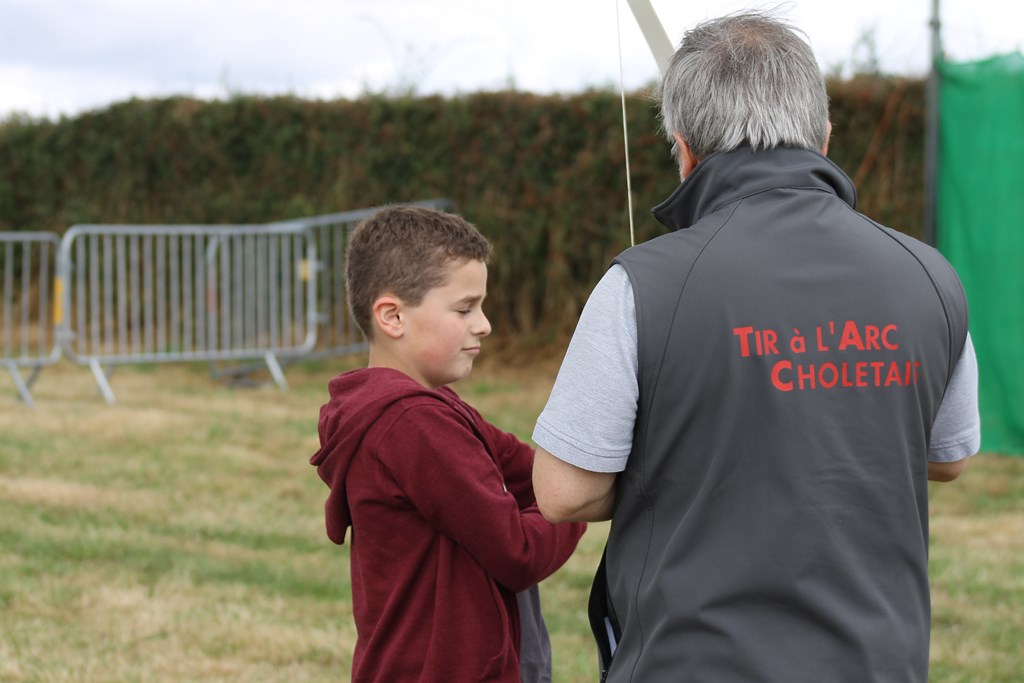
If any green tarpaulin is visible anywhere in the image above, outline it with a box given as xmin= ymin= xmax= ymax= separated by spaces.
xmin=938 ymin=53 xmax=1024 ymax=455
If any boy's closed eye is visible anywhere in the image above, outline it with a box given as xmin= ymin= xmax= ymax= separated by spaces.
xmin=455 ymin=297 xmax=484 ymax=315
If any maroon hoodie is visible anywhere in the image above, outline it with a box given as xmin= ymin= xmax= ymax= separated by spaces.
xmin=311 ymin=368 xmax=585 ymax=682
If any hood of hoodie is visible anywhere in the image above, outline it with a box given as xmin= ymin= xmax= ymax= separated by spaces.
xmin=310 ymin=367 xmax=452 ymax=544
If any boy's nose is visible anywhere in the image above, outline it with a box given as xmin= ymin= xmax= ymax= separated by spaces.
xmin=474 ymin=312 xmax=492 ymax=338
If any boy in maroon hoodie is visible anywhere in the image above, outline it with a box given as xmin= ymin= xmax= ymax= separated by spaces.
xmin=311 ymin=205 xmax=585 ymax=682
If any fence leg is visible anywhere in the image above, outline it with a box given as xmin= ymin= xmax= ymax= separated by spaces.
xmin=264 ymin=352 xmax=288 ymax=392
xmin=25 ymin=366 xmax=44 ymax=389
xmin=88 ymin=359 xmax=117 ymax=405
xmin=6 ymin=362 xmax=35 ymax=408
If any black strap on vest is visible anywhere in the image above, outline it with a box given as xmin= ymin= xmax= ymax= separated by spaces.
xmin=588 ymin=547 xmax=621 ymax=681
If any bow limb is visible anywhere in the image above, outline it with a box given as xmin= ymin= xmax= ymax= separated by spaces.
xmin=626 ymin=0 xmax=674 ymax=75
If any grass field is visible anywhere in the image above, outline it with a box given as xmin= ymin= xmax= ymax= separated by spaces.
xmin=1 ymin=355 xmax=1021 ymax=682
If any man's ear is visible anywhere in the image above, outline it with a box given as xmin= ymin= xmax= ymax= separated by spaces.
xmin=821 ymin=120 xmax=833 ymax=157
xmin=673 ymin=131 xmax=700 ymax=180
xmin=372 ymin=295 xmax=405 ymax=339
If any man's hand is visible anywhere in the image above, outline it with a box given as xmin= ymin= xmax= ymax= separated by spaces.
xmin=532 ymin=447 xmax=617 ymax=523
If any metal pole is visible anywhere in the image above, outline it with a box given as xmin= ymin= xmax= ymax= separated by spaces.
xmin=923 ymin=0 xmax=942 ymax=246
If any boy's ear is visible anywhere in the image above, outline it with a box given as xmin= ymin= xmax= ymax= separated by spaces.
xmin=372 ymin=295 xmax=405 ymax=339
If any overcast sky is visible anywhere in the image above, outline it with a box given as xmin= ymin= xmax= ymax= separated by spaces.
xmin=2 ymin=0 xmax=1022 ymax=119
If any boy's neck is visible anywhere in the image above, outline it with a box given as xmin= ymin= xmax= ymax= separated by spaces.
xmin=366 ymin=343 xmax=435 ymax=390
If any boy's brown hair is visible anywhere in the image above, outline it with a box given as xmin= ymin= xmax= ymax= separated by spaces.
xmin=345 ymin=205 xmax=492 ymax=339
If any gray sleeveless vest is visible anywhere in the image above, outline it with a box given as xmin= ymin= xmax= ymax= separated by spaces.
xmin=596 ymin=147 xmax=968 ymax=682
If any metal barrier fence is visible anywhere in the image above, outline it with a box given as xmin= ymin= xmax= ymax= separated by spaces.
xmin=280 ymin=198 xmax=455 ymax=360
xmin=0 ymin=232 xmax=61 ymax=407
xmin=1 ymin=199 xmax=454 ymax=406
xmin=58 ymin=224 xmax=318 ymax=403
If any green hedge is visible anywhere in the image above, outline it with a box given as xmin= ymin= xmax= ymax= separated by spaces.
xmin=0 ymin=77 xmax=924 ymax=339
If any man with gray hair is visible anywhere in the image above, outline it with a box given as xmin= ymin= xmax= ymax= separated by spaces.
xmin=532 ymin=11 xmax=979 ymax=683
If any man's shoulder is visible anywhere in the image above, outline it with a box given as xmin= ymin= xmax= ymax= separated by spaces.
xmin=843 ymin=213 xmax=961 ymax=276
xmin=614 ymin=203 xmax=742 ymax=276
xmin=861 ymin=219 xmax=968 ymax=324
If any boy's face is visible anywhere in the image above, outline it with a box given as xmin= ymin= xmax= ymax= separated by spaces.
xmin=398 ymin=258 xmax=491 ymax=389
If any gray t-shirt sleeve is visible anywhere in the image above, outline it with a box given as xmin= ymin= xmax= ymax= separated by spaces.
xmin=532 ymin=265 xmax=638 ymax=473
xmin=928 ymin=332 xmax=981 ymax=461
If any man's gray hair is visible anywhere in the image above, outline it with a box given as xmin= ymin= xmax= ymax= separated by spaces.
xmin=659 ymin=11 xmax=829 ymax=160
